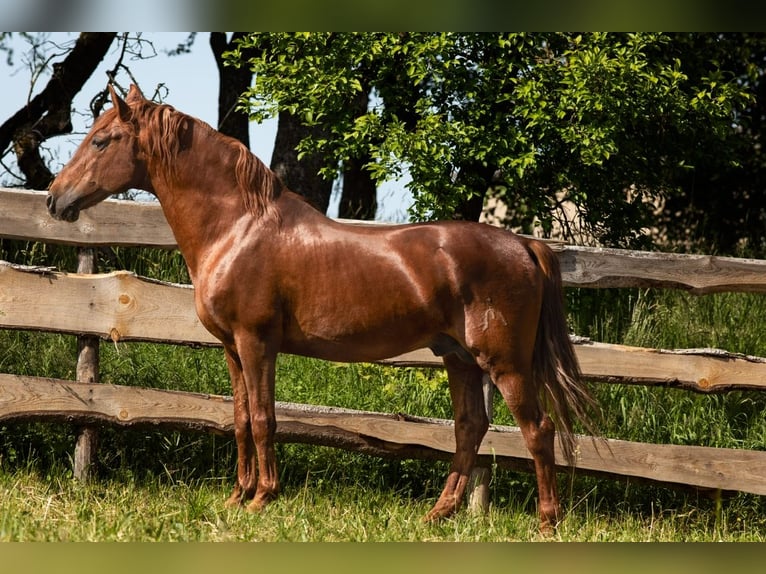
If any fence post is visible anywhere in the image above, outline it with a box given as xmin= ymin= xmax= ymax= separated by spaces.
xmin=468 ymin=374 xmax=494 ymax=514
xmin=73 ymin=247 xmax=99 ymax=481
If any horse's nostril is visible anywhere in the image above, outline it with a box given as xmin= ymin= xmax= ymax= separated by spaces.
xmin=46 ymin=195 xmax=54 ymax=210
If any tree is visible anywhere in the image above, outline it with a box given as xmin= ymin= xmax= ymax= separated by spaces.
xmin=227 ymin=33 xmax=392 ymax=220
xmin=656 ymin=33 xmax=766 ymax=254
xmin=4 ymin=33 xmax=761 ymax=251
xmin=228 ymin=33 xmax=753 ymax=246
xmin=0 ymin=33 xmax=117 ymax=190
xmin=210 ymin=32 xmax=251 ymax=147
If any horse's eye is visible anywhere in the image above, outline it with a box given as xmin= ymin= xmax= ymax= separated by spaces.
xmin=92 ymin=137 xmax=109 ymax=151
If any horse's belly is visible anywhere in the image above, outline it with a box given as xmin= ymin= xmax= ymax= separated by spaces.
xmin=281 ymin=313 xmax=440 ymax=363
xmin=282 ymin=341 xmax=418 ymax=363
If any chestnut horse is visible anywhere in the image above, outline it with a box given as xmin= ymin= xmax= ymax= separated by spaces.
xmin=47 ymin=84 xmax=596 ymax=530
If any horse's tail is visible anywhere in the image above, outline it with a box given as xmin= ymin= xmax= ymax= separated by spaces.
xmin=525 ymin=239 xmax=599 ymax=467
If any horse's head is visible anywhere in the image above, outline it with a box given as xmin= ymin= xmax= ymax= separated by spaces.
xmin=47 ymin=84 xmax=150 ymax=222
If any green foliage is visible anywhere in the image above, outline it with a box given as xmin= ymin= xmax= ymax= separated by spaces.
xmin=276 ymin=356 xmax=450 ymax=417
xmin=228 ymin=33 xmax=753 ymax=245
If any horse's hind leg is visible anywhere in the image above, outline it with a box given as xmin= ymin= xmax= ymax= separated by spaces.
xmin=425 ymin=353 xmax=489 ymax=521
xmin=493 ymin=368 xmax=561 ymax=531
xmin=223 ymin=349 xmax=258 ymax=507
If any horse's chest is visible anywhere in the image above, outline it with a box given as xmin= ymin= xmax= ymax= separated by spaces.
xmin=192 ymin=286 xmax=232 ymax=343
xmin=192 ymin=271 xmax=281 ymax=345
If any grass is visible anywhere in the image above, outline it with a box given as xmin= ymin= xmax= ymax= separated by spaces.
xmin=2 ymin=454 xmax=765 ymax=541
xmin=3 ymin=242 xmax=766 ymax=540
xmin=2 ymin=336 xmax=766 ymax=541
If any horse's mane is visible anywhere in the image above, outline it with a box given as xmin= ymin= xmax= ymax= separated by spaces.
xmin=134 ymin=99 xmax=282 ymax=219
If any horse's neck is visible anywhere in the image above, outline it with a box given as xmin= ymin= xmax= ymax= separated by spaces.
xmin=148 ymin=140 xmax=258 ymax=282
xmin=145 ymin=126 xmax=332 ymax=283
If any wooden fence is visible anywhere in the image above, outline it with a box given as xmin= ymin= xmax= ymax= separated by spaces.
xmin=3 ymin=188 xmax=766 ymax=497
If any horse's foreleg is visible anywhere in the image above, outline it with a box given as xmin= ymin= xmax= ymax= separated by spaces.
xmin=493 ymin=369 xmax=561 ymax=532
xmin=238 ymin=338 xmax=280 ymax=513
xmin=425 ymin=355 xmax=488 ymax=522
xmin=224 ymin=349 xmax=257 ymax=507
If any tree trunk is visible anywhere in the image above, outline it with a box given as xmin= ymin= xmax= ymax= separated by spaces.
xmin=212 ymin=33 xmax=335 ymax=213
xmin=339 ymin=155 xmax=377 ymax=220
xmin=210 ymin=32 xmax=252 ymax=147
xmin=453 ymin=162 xmax=496 ymax=222
xmin=338 ymin=87 xmax=377 ymax=220
xmin=270 ymin=111 xmax=334 ymax=214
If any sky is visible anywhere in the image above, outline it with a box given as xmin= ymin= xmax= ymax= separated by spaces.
xmin=0 ymin=32 xmax=411 ymax=221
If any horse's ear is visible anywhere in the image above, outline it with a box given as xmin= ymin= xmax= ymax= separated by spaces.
xmin=109 ymin=84 xmax=131 ymax=122
xmin=125 ymin=83 xmax=145 ymax=104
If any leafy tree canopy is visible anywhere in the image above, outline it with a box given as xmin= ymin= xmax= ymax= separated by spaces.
xmin=227 ymin=32 xmax=755 ymax=248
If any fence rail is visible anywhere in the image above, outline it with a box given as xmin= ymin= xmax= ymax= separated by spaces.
xmin=3 ymin=372 xmax=765 ymax=495
xmin=2 ymin=188 xmax=766 ymax=496
xmin=7 ymin=188 xmax=766 ymax=294
xmin=4 ymin=260 xmax=766 ymax=394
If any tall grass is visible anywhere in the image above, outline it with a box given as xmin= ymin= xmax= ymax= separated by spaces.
xmin=1 ymin=453 xmax=765 ymax=541
xmin=3 ymin=241 xmax=766 ymax=539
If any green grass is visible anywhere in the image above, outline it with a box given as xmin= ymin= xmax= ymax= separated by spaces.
xmin=3 ymin=243 xmax=766 ymax=540
xmin=1 ymin=455 xmax=765 ymax=541
xmin=2 ymin=329 xmax=766 ymax=540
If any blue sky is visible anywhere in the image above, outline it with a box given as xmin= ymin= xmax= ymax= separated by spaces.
xmin=0 ymin=32 xmax=410 ymax=221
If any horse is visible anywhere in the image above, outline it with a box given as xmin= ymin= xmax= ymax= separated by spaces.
xmin=47 ymin=84 xmax=597 ymax=531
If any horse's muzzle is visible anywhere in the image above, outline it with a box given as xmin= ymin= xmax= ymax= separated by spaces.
xmin=46 ymin=194 xmax=80 ymax=222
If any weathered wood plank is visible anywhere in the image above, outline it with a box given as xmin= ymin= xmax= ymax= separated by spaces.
xmin=556 ymin=244 xmax=766 ymax=294
xmin=376 ymin=342 xmax=766 ymax=393
xmin=73 ymin=246 xmax=99 ymax=481
xmin=0 ymin=188 xmax=175 ymax=248
xmin=2 ymin=373 xmax=765 ymax=495
xmin=0 ymin=261 xmax=217 ymax=345
xmin=572 ymin=341 xmax=766 ymax=393
xmin=0 ymin=373 xmax=234 ymax=432
xmin=6 ymin=188 xmax=766 ymax=294
xmin=4 ymin=261 xmax=766 ymax=392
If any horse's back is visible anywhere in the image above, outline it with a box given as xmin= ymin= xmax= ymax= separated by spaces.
xmin=388 ymin=219 xmax=541 ymax=285
xmin=271 ymin=217 xmax=539 ymax=361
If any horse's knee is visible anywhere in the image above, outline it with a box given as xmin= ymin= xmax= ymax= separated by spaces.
xmin=249 ymin=411 xmax=277 ymax=444
xmin=234 ymin=417 xmax=250 ymax=443
xmin=474 ymin=412 xmax=490 ymax=445
xmin=454 ymin=410 xmax=489 ymax=451
xmin=475 ymin=406 xmax=490 ymax=434
xmin=464 ymin=406 xmax=489 ymax=433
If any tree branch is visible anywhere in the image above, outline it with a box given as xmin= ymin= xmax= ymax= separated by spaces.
xmin=0 ymin=33 xmax=116 ymax=188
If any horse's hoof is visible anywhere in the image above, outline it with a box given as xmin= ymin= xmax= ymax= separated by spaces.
xmin=422 ymin=511 xmax=438 ymax=523
xmin=423 ymin=502 xmax=456 ymax=523
xmin=538 ymin=505 xmax=561 ymax=534
xmin=244 ymin=501 xmax=264 ymax=514
xmin=245 ymin=492 xmax=277 ymax=514
xmin=537 ymin=520 xmax=558 ymax=538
